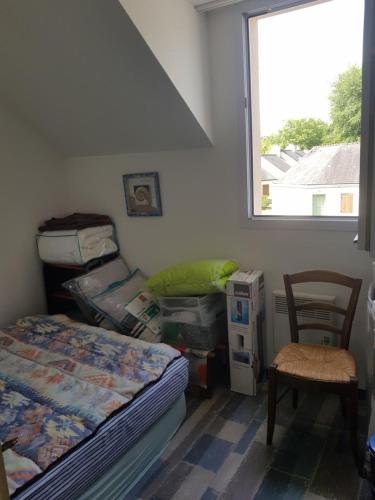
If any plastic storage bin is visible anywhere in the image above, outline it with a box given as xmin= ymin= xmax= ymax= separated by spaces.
xmin=159 ymin=293 xmax=225 ymax=327
xmin=161 ymin=314 xmax=226 ymax=351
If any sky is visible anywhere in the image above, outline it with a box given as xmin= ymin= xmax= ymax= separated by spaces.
xmin=256 ymin=0 xmax=364 ymax=136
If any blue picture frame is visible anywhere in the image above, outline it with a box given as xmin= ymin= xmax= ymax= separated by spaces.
xmin=123 ymin=172 xmax=162 ymax=217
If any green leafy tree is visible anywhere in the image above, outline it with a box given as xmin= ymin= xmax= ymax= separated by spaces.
xmin=259 ymin=65 xmax=361 ymax=153
xmin=275 ymin=118 xmax=330 ymax=150
xmin=329 ymin=65 xmax=362 ymax=143
xmin=261 ymin=134 xmax=278 ymax=154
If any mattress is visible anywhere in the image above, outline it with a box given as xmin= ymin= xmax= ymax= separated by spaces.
xmin=0 ymin=315 xmax=188 ymax=499
xmin=37 ymin=225 xmax=118 ymax=265
xmin=12 ymin=356 xmax=187 ymax=500
xmin=79 ymin=393 xmax=186 ymax=500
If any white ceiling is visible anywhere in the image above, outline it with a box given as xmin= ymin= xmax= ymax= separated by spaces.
xmin=0 ymin=0 xmax=211 ymax=156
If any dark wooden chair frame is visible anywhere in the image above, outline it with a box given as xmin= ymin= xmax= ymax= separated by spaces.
xmin=267 ymin=270 xmax=362 ymax=465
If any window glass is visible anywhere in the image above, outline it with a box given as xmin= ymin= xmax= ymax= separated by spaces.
xmin=247 ymin=0 xmax=364 ymax=218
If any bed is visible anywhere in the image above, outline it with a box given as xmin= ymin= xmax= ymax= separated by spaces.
xmin=0 ymin=315 xmax=188 ymax=499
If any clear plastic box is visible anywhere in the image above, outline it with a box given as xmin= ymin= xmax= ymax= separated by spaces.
xmin=161 ymin=314 xmax=226 ymax=351
xmin=159 ymin=293 xmax=225 ymax=327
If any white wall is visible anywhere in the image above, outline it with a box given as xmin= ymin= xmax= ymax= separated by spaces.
xmin=0 ymin=102 xmax=66 ymax=325
xmin=120 ymin=0 xmax=213 ymax=142
xmin=65 ymin=0 xmax=371 ymax=384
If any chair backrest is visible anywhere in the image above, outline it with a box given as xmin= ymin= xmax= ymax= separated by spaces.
xmin=283 ymin=270 xmax=362 ymax=350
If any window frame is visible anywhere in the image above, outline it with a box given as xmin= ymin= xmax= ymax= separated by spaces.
xmin=240 ymin=0 xmax=359 ymax=231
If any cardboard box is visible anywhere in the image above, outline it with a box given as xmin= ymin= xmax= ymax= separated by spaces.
xmin=226 ymin=270 xmax=265 ymax=396
xmin=229 ymin=345 xmax=257 ymax=396
xmin=170 ymin=344 xmax=229 ymax=395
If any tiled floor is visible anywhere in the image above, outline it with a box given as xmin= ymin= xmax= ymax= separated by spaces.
xmin=128 ymin=384 xmax=372 ymax=500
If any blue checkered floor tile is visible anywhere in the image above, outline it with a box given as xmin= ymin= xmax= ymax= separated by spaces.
xmin=127 ymin=384 xmax=370 ymax=500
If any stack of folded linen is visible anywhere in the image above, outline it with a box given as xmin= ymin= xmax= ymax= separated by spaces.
xmin=37 ymin=213 xmax=118 ymax=265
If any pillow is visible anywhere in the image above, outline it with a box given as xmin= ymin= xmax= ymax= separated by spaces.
xmin=63 ymin=257 xmax=132 ymax=325
xmin=145 ymin=259 xmax=239 ymax=297
xmin=64 ymin=257 xmax=131 ymax=300
xmin=90 ymin=269 xmax=146 ymax=324
xmin=90 ymin=275 xmax=162 ymax=342
xmin=64 ymin=262 xmax=161 ymax=342
xmin=121 ymin=289 xmax=161 ymax=343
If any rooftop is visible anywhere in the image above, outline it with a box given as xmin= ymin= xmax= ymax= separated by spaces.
xmin=262 ymin=154 xmax=291 ymax=173
xmin=261 ymin=167 xmax=277 ymax=181
xmin=277 ymin=143 xmax=360 ymax=185
xmin=282 ymin=149 xmax=305 ymax=161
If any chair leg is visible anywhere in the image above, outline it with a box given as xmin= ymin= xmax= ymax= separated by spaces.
xmin=267 ymin=364 xmax=277 ymax=445
xmin=292 ymin=389 xmax=298 ymax=409
xmin=340 ymin=396 xmax=347 ymax=418
xmin=348 ymin=377 xmax=359 ymax=467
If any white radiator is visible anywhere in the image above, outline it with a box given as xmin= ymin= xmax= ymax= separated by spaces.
xmin=272 ymin=289 xmax=337 ymax=354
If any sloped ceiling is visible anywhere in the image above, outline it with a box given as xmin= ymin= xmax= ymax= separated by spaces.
xmin=121 ymin=0 xmax=213 ymax=142
xmin=0 ymin=0 xmax=211 ymax=156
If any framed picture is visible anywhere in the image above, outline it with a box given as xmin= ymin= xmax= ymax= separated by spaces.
xmin=123 ymin=172 xmax=162 ymax=217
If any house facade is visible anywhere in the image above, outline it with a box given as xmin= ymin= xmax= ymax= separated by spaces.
xmin=270 ymin=183 xmax=359 ymax=216
xmin=265 ymin=143 xmax=360 ymax=216
xmin=260 ymin=151 xmax=292 ymax=209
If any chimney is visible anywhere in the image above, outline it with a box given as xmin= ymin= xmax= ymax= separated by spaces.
xmin=270 ymin=144 xmax=281 ymax=156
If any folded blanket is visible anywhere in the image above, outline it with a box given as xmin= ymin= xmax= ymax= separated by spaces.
xmin=38 ymin=213 xmax=113 ymax=232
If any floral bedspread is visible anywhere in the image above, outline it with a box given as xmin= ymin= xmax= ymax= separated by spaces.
xmin=0 ymin=315 xmax=180 ymax=495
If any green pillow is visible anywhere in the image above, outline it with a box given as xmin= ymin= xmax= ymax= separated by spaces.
xmin=145 ymin=259 xmax=239 ymax=297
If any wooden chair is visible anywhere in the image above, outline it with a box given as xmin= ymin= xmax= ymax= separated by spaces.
xmin=0 ymin=440 xmax=14 ymax=500
xmin=0 ymin=454 xmax=8 ymax=500
xmin=267 ymin=270 xmax=362 ymax=464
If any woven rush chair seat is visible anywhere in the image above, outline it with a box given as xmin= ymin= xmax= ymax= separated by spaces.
xmin=274 ymin=342 xmax=356 ymax=383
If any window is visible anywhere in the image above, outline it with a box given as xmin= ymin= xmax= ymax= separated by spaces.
xmin=341 ymin=193 xmax=354 ymax=214
xmin=245 ymin=0 xmax=364 ymax=220
xmin=312 ymin=194 xmax=326 ymax=216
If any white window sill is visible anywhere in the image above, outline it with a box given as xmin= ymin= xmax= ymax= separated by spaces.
xmin=242 ymin=215 xmax=358 ymax=232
